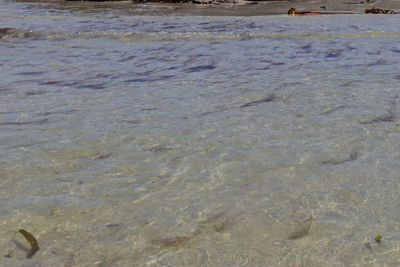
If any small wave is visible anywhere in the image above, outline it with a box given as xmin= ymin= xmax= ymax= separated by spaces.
xmin=72 ymin=30 xmax=400 ymax=41
xmin=2 ymin=27 xmax=400 ymax=41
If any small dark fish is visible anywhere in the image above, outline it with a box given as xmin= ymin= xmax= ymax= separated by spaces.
xmin=0 ymin=119 xmax=48 ymax=126
xmin=320 ymin=105 xmax=349 ymax=115
xmin=18 ymin=229 xmax=39 ymax=259
xmin=92 ymin=153 xmax=113 ymax=160
xmin=321 ymin=152 xmax=358 ymax=165
xmin=360 ymin=114 xmax=396 ymax=124
xmin=105 ymin=223 xmax=122 ymax=228
xmin=240 ymin=94 xmax=276 ymax=108
xmin=3 ymin=248 xmax=13 ymax=258
xmin=155 ymin=229 xmax=201 ymax=248
xmin=159 ymin=236 xmax=191 ymax=248
xmin=25 ymin=90 xmax=47 ymax=96
xmin=147 ymin=147 xmax=172 ymax=152
xmin=288 ymin=215 xmax=314 ymax=239
xmin=213 ymin=222 xmax=228 ymax=233
xmin=200 ymin=211 xmax=226 ymax=224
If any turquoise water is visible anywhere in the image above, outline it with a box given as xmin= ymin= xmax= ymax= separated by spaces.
xmin=1 ymin=1 xmax=400 ymax=266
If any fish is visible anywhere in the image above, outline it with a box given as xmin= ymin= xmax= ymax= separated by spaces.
xmin=288 ymin=215 xmax=314 ymax=239
xmin=240 ymin=94 xmax=276 ymax=108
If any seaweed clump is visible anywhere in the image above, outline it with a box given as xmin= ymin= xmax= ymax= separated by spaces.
xmin=364 ymin=8 xmax=396 ymax=14
xmin=287 ymin=8 xmax=345 ymax=16
xmin=375 ymin=235 xmax=383 ymax=244
xmin=288 ymin=7 xmax=397 ymax=16
xmin=18 ymin=229 xmax=39 ymax=259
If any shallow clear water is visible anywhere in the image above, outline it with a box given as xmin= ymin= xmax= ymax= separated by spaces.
xmin=1 ymin=1 xmax=400 ymax=266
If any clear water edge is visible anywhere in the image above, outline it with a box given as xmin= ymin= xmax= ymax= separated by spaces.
xmin=1 ymin=1 xmax=400 ymax=266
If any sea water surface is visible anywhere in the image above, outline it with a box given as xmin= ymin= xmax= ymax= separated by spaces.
xmin=1 ymin=1 xmax=400 ymax=266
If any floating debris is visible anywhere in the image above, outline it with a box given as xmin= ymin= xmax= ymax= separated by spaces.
xmin=18 ymin=229 xmax=39 ymax=259
xmin=288 ymin=215 xmax=314 ymax=239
